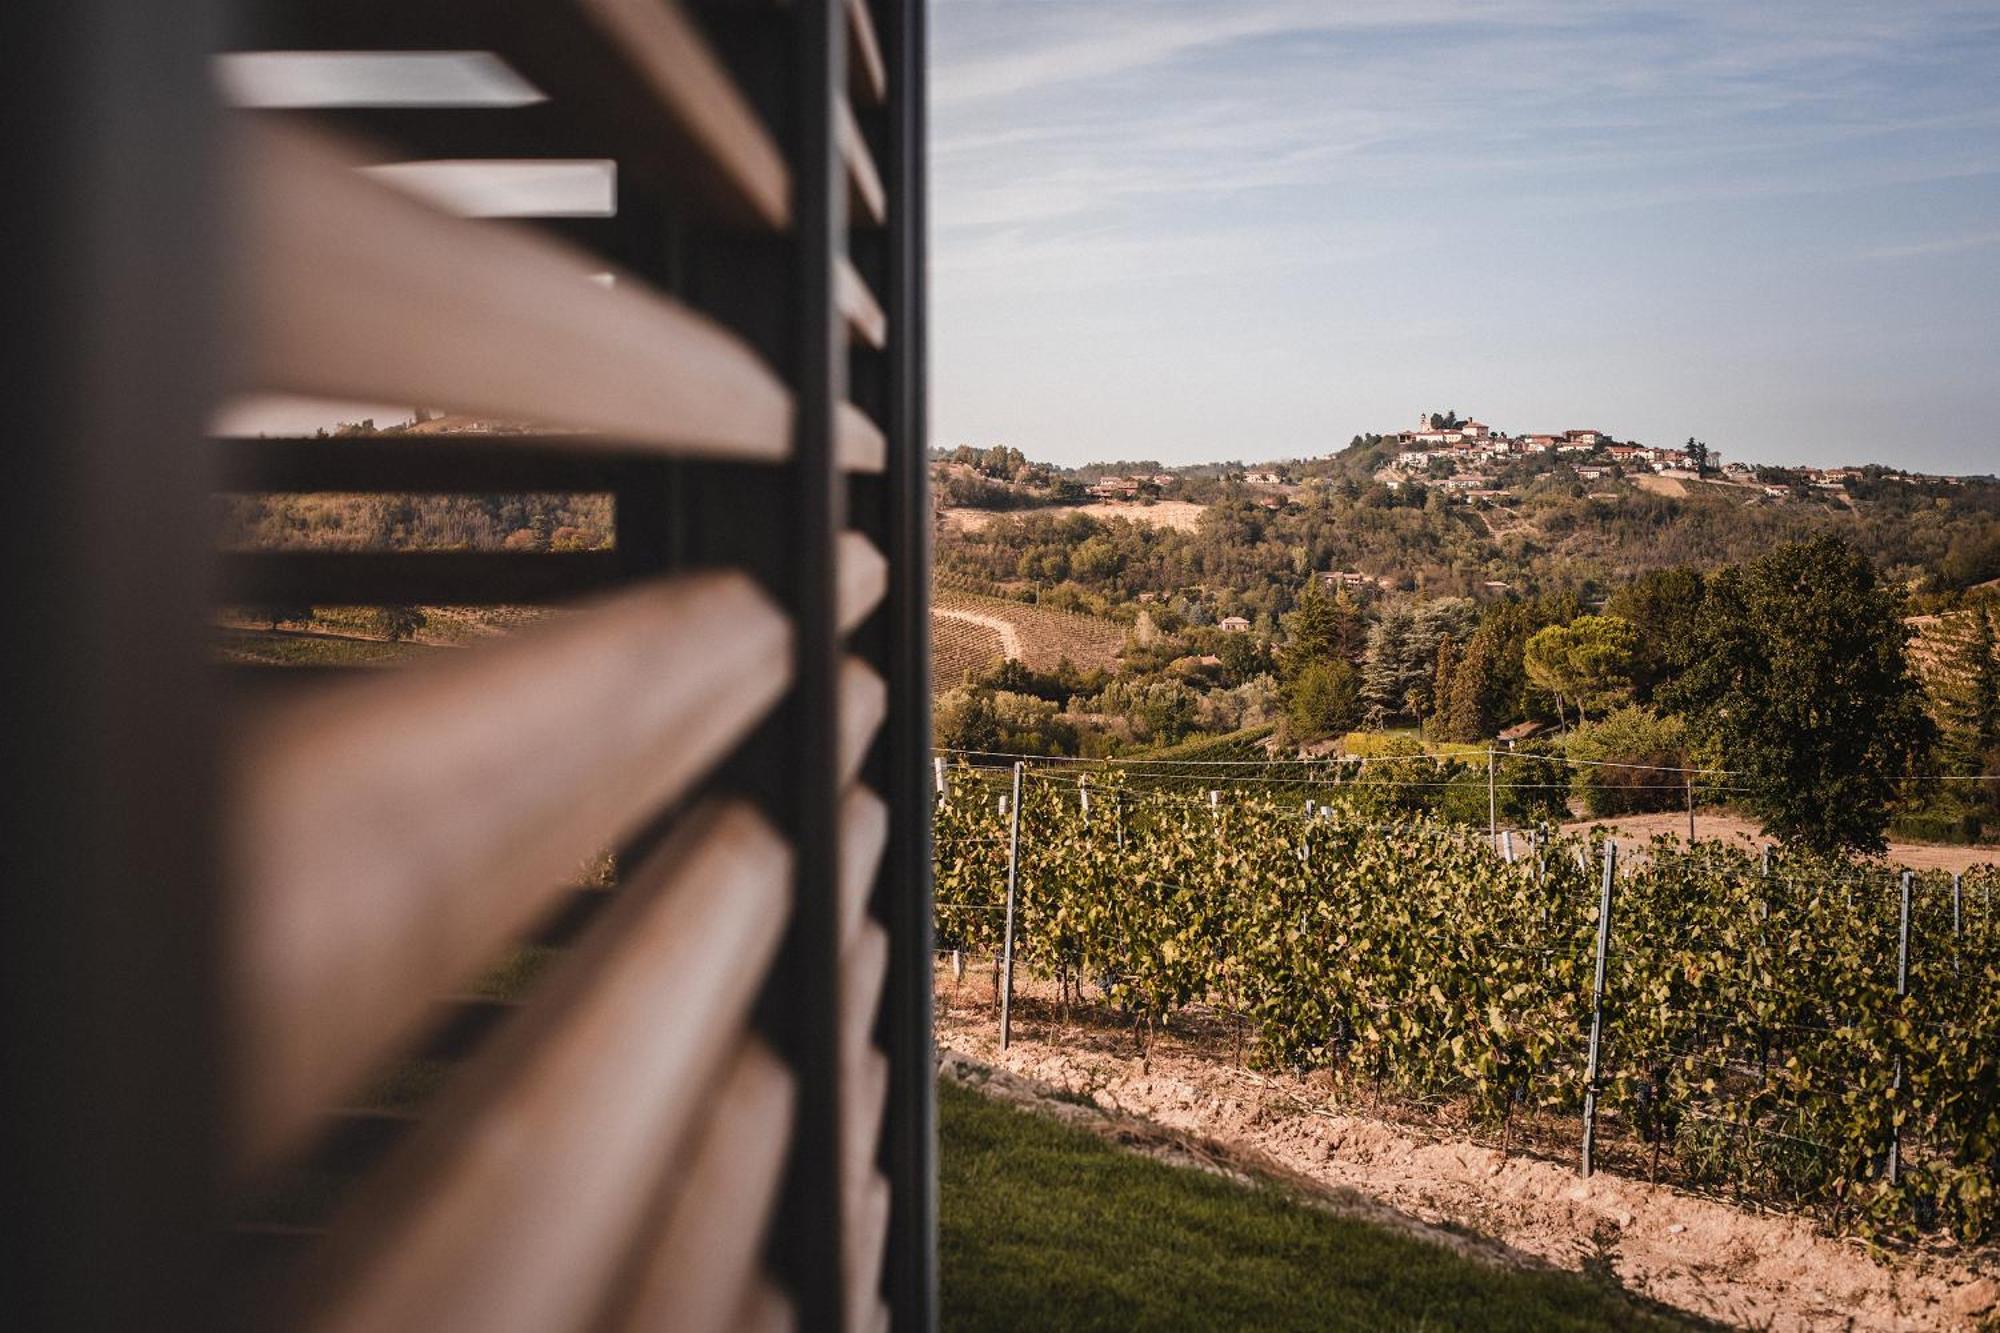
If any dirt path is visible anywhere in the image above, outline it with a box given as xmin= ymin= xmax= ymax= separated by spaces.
xmin=1562 ymin=811 xmax=2000 ymax=875
xmin=937 ymin=1004 xmax=2000 ymax=1332
xmin=932 ymin=606 xmax=1024 ymax=661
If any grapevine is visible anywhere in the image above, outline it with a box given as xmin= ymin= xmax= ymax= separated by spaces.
xmin=934 ymin=763 xmax=2000 ymax=1240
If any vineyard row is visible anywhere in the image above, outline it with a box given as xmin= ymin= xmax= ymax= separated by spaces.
xmin=932 ymin=764 xmax=2000 ymax=1241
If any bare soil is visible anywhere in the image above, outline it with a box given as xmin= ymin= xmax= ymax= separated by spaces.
xmin=936 ymin=970 xmax=2000 ymax=1332
xmin=940 ymin=500 xmax=1208 ymax=533
xmin=932 ymin=607 xmax=1024 ymax=661
xmin=1562 ymin=811 xmax=2000 ymax=875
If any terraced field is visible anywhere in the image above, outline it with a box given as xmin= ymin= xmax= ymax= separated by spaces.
xmin=931 ymin=587 xmax=1125 ymax=674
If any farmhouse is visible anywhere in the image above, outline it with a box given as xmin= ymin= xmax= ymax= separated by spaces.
xmin=1318 ymin=570 xmax=1374 ymax=590
xmin=1244 ymin=470 xmax=1283 ymax=485
xmin=1219 ymin=615 xmax=1251 ymax=633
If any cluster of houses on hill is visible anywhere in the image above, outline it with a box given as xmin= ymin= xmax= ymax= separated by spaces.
xmin=1083 ymin=472 xmax=1178 ymax=500
xmin=1391 ymin=415 xmax=1721 ymax=476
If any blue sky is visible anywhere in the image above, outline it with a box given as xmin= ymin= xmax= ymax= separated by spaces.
xmin=928 ymin=1 xmax=2000 ymax=473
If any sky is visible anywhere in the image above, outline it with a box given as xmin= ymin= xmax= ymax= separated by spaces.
xmin=928 ymin=1 xmax=2000 ymax=474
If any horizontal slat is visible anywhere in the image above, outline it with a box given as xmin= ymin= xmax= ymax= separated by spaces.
xmin=844 ymin=1171 xmax=892 ymax=1333
xmin=230 ymin=120 xmax=792 ymax=459
xmin=846 ymin=0 xmax=889 ymax=105
xmin=234 ymin=2 xmax=789 ymax=230
xmin=837 ymin=402 xmax=887 ymax=473
xmin=282 ymin=801 xmax=793 ymax=1333
xmin=212 ymin=435 xmax=634 ymax=493
xmin=839 ymin=657 xmax=889 ymax=787
xmin=222 ymin=551 xmax=624 ymax=606
xmin=260 ymin=103 xmax=605 ymax=168
xmin=422 ymin=996 xmax=524 ymax=1063
xmin=734 ymin=1281 xmax=797 ymax=1333
xmin=838 ymin=99 xmax=886 ymax=227
xmin=607 ymin=1040 xmax=795 ymax=1333
xmin=837 ymin=531 xmax=889 ymax=634
xmin=837 ymin=256 xmax=889 ymax=349
xmin=574 ymin=0 xmax=790 ymax=228
xmin=227 ymin=571 xmax=791 ymax=1169
xmin=321 ymin=1108 xmax=422 ymax=1178
xmin=839 ymin=785 xmax=890 ymax=947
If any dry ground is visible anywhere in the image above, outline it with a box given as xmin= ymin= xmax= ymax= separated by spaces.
xmin=941 ymin=500 xmax=1208 ymax=533
xmin=1562 ymin=811 xmax=2000 ymax=875
xmin=935 ymin=970 xmax=2000 ymax=1332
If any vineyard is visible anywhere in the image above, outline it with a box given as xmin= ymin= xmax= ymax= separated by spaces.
xmin=931 ymin=584 xmax=1126 ymax=674
xmin=933 ymin=765 xmax=2000 ymax=1242
xmin=932 ymin=613 xmax=1008 ymax=692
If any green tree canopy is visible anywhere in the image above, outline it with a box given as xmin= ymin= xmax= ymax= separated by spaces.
xmin=1287 ymin=660 xmax=1363 ymax=742
xmin=1522 ymin=614 xmax=1639 ymax=724
xmin=1666 ymin=535 xmax=1934 ymax=853
xmin=1603 ymin=567 xmax=1704 ymax=700
xmin=1280 ymin=577 xmax=1366 ymax=677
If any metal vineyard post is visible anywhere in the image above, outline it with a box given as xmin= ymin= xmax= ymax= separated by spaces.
xmin=1487 ymin=750 xmax=1497 ymax=850
xmin=1581 ymin=839 xmax=1617 ymax=1178
xmin=1890 ymin=869 xmax=1911 ymax=1186
xmin=999 ymin=761 xmax=1024 ymax=1050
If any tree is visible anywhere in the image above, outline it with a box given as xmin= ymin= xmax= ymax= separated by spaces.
xmin=1604 ymin=567 xmax=1704 ymax=700
xmin=1522 ymin=615 xmax=1638 ymax=724
xmin=1359 ymin=598 xmax=1475 ymax=722
xmin=1427 ymin=637 xmax=1461 ymax=733
xmin=1287 ymin=660 xmax=1363 ymax=741
xmin=1666 ymin=536 xmax=1934 ymax=853
xmin=1438 ymin=626 xmax=1501 ymax=741
xmin=372 ymin=605 xmax=426 ymax=643
xmin=1279 ymin=577 xmax=1365 ymax=679
xmin=1686 ymin=437 xmax=1710 ymax=477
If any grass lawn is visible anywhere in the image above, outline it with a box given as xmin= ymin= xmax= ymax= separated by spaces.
xmin=939 ymin=1079 xmax=1703 ymax=1332
xmin=215 ymin=627 xmax=434 ymax=668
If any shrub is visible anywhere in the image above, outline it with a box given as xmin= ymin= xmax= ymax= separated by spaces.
xmin=1564 ymin=707 xmax=1688 ymax=816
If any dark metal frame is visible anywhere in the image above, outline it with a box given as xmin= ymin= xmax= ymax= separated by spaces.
xmin=3 ymin=0 xmax=931 ymax=1327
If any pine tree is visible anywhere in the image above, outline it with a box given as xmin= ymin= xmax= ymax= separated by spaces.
xmin=1280 ymin=577 xmax=1343 ymax=680
xmin=1360 ymin=608 xmax=1412 ymax=720
xmin=1441 ymin=628 xmax=1500 ymax=741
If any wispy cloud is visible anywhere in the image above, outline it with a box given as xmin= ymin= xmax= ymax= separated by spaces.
xmin=929 ymin=0 xmax=2000 ymax=471
xmin=1856 ymin=229 xmax=2000 ymax=261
